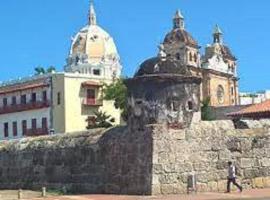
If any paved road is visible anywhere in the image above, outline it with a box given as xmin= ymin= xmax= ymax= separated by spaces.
xmin=2 ymin=188 xmax=270 ymax=200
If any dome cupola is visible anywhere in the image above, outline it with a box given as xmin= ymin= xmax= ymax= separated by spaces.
xmin=65 ymin=2 xmax=122 ymax=79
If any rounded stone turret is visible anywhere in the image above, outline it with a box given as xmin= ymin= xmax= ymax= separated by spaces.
xmin=126 ymin=56 xmax=201 ymax=129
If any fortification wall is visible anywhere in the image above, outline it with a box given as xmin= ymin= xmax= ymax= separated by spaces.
xmin=152 ymin=120 xmax=270 ymax=194
xmin=0 ymin=120 xmax=269 ymax=195
xmin=0 ymin=127 xmax=152 ymax=195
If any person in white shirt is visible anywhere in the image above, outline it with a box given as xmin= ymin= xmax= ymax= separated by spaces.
xmin=227 ymin=161 xmax=243 ymax=193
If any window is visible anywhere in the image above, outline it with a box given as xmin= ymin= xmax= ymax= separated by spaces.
xmin=217 ymin=85 xmax=225 ymax=104
xmin=32 ymin=119 xmax=37 ymax=130
xmin=57 ymin=92 xmax=61 ymax=105
xmin=11 ymin=96 xmax=16 ymax=105
xmin=231 ymin=87 xmax=234 ymax=95
xmin=13 ymin=122 xmax=17 ymax=137
xmin=4 ymin=123 xmax=8 ymax=138
xmin=21 ymin=94 xmax=26 ymax=104
xmin=42 ymin=117 xmax=48 ymax=130
xmin=171 ymin=101 xmax=179 ymax=112
xmin=188 ymin=101 xmax=193 ymax=111
xmin=93 ymin=69 xmax=101 ymax=76
xmin=176 ymin=53 xmax=181 ymax=60
xmin=194 ymin=54 xmax=197 ymax=63
xmin=87 ymin=89 xmax=95 ymax=99
xmin=22 ymin=120 xmax=27 ymax=136
xmin=42 ymin=91 xmax=47 ymax=102
xmin=31 ymin=93 xmax=36 ymax=103
xmin=189 ymin=52 xmax=193 ymax=62
xmin=3 ymin=98 xmax=7 ymax=107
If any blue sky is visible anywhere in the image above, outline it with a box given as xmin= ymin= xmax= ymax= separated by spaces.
xmin=0 ymin=0 xmax=269 ymax=92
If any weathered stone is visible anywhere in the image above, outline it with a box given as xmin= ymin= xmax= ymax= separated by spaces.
xmin=160 ymin=184 xmax=174 ymax=194
xmin=208 ymin=181 xmax=218 ymax=192
xmin=0 ymin=120 xmax=270 ymax=196
xmin=252 ymin=177 xmax=264 ymax=188
xmin=240 ymin=158 xmax=253 ymax=168
xmin=263 ymin=177 xmax=270 ymax=187
xmin=217 ymin=180 xmax=227 ymax=192
xmin=261 ymin=158 xmax=270 ymax=167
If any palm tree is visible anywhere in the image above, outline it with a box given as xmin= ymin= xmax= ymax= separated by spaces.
xmin=34 ymin=66 xmax=46 ymax=75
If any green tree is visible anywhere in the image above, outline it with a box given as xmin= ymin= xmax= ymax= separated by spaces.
xmin=34 ymin=66 xmax=46 ymax=75
xmin=86 ymin=111 xmax=115 ymax=129
xmin=34 ymin=66 xmax=57 ymax=75
xmin=47 ymin=66 xmax=56 ymax=73
xmin=201 ymin=97 xmax=214 ymax=121
xmin=103 ymin=78 xmax=128 ymax=121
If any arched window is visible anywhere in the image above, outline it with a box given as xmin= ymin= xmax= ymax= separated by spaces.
xmin=194 ymin=54 xmax=197 ymax=63
xmin=189 ymin=52 xmax=193 ymax=62
xmin=187 ymin=101 xmax=193 ymax=111
xmin=217 ymin=85 xmax=225 ymax=104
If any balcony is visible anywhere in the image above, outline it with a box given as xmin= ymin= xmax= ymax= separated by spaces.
xmin=25 ymin=128 xmax=49 ymax=137
xmin=83 ymin=98 xmax=103 ymax=106
xmin=0 ymin=100 xmax=50 ymax=115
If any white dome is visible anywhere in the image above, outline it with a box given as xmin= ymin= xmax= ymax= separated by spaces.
xmin=65 ymin=3 xmax=122 ymax=79
xmin=70 ymin=24 xmax=119 ymax=64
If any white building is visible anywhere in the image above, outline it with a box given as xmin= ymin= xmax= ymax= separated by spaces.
xmin=240 ymin=90 xmax=270 ymax=105
xmin=0 ymin=2 xmax=122 ymax=140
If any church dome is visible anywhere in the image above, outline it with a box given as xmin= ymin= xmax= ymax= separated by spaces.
xmin=67 ymin=3 xmax=120 ymax=66
xmin=70 ymin=24 xmax=119 ymax=63
xmin=65 ymin=2 xmax=122 ymax=78
xmin=164 ymin=29 xmax=198 ymax=48
xmin=163 ymin=10 xmax=199 ymax=48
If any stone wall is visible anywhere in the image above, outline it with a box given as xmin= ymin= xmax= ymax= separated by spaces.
xmin=0 ymin=127 xmax=153 ymax=195
xmin=0 ymin=120 xmax=269 ymax=195
xmin=152 ymin=121 xmax=270 ymax=194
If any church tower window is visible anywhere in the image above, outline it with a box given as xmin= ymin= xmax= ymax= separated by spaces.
xmin=217 ymin=85 xmax=225 ymax=104
xmin=189 ymin=52 xmax=193 ymax=62
xmin=194 ymin=54 xmax=197 ymax=63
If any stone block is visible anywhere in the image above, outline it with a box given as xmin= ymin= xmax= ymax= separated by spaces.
xmin=169 ymin=129 xmax=186 ymax=140
xmin=252 ymin=177 xmax=264 ymax=188
xmin=152 ymin=174 xmax=160 ymax=185
xmin=261 ymin=158 xmax=270 ymax=167
xmin=151 ymin=184 xmax=161 ymax=195
xmin=197 ymin=183 xmax=208 ymax=192
xmin=160 ymin=184 xmax=174 ymax=194
xmin=217 ymin=180 xmax=227 ymax=192
xmin=240 ymin=158 xmax=253 ymax=168
xmin=207 ymin=181 xmax=218 ymax=192
xmin=263 ymin=177 xmax=270 ymax=187
xmin=244 ymin=168 xmax=260 ymax=179
xmin=218 ymin=150 xmax=232 ymax=160
xmin=159 ymin=174 xmax=177 ymax=184
xmin=153 ymin=164 xmax=163 ymax=174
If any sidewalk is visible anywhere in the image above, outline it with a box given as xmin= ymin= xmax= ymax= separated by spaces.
xmin=29 ymin=188 xmax=270 ymax=200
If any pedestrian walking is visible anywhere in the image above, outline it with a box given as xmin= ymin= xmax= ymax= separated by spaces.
xmin=226 ymin=161 xmax=243 ymax=193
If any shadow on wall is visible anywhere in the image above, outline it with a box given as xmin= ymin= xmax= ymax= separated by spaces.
xmin=0 ymin=126 xmax=153 ymax=195
xmin=99 ymin=126 xmax=153 ymax=195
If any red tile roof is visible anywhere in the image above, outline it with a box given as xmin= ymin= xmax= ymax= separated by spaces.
xmin=228 ymin=99 xmax=270 ymax=117
xmin=0 ymin=80 xmax=50 ymax=95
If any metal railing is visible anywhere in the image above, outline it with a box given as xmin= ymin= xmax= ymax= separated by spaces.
xmin=0 ymin=100 xmax=50 ymax=114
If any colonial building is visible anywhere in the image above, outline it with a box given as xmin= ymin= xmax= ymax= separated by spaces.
xmin=0 ymin=3 xmax=121 ymax=140
xmin=240 ymin=90 xmax=270 ymax=105
xmin=151 ymin=10 xmax=239 ymax=107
